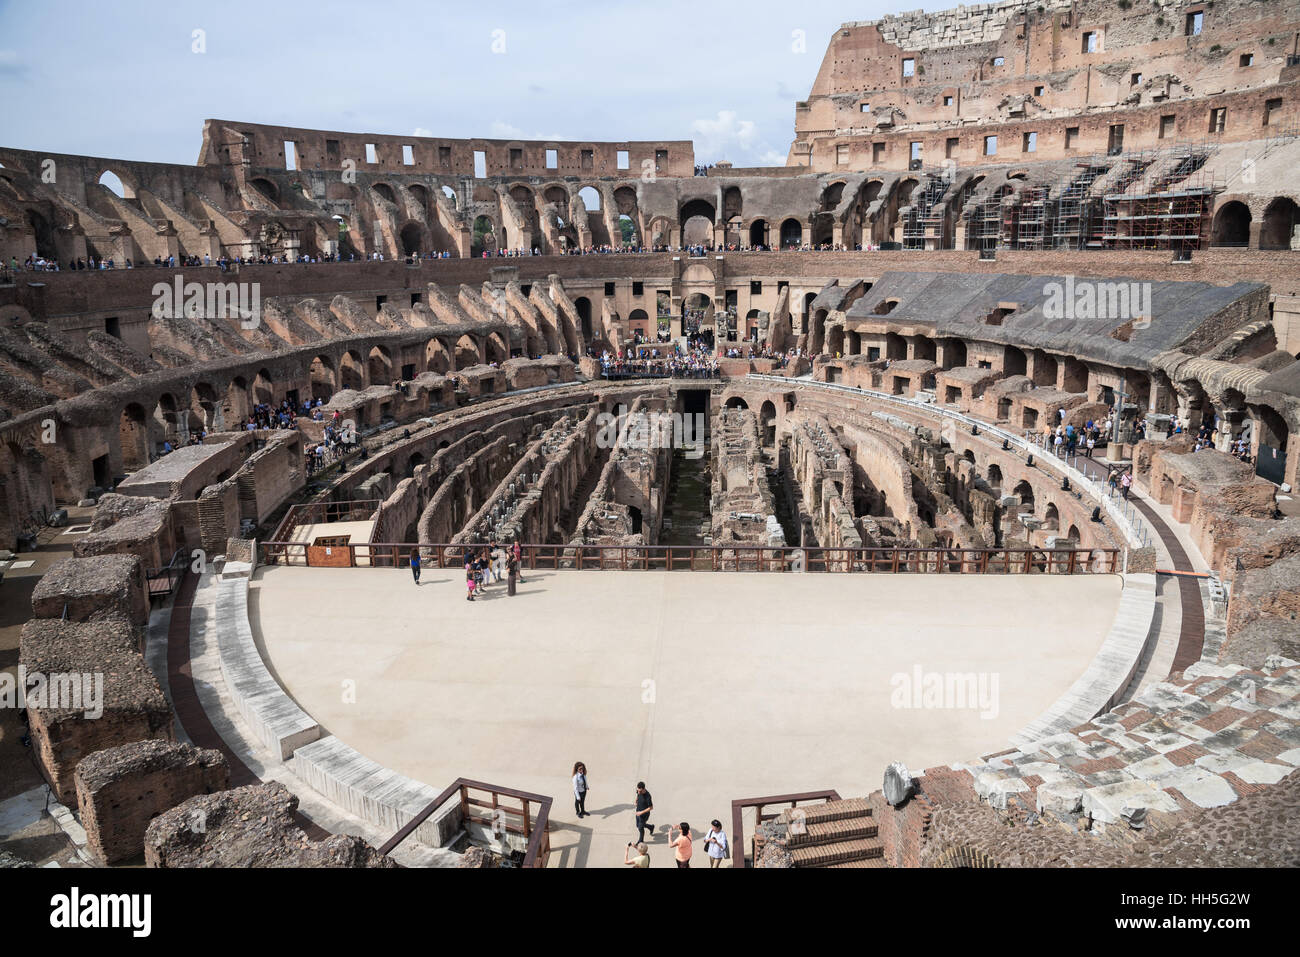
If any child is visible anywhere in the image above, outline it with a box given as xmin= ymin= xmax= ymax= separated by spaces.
xmin=466 ymin=566 xmax=477 ymax=601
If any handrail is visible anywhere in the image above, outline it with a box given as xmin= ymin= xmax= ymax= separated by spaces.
xmin=378 ymin=777 xmax=552 ymax=868
xmin=257 ymin=540 xmax=1121 ymax=574
xmin=729 ymin=789 xmax=841 ymax=869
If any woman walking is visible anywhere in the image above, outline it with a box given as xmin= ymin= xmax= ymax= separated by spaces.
xmin=572 ymin=761 xmax=589 ymax=818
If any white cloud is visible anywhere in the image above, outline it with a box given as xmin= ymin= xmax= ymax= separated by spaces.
xmin=690 ymin=111 xmax=758 ymax=160
xmin=412 ymin=127 xmax=435 ymax=138
xmin=488 ymin=121 xmax=567 ymax=141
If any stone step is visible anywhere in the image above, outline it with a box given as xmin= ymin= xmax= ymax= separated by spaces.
xmin=784 ymin=816 xmax=879 ymax=848
xmin=825 ymin=856 xmax=890 ymax=868
xmin=790 ymin=836 xmax=884 ymax=868
xmin=776 ymin=797 xmax=871 ymax=827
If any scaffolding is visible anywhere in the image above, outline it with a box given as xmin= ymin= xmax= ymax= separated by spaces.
xmin=1100 ymin=143 xmax=1216 ymax=251
xmin=901 ymin=171 xmax=953 ymax=250
xmin=1053 ymin=160 xmax=1108 ymax=250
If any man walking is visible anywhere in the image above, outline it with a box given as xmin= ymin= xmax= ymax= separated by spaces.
xmin=634 ymin=782 xmax=654 ymax=844
xmin=410 ymin=547 xmax=421 ymax=585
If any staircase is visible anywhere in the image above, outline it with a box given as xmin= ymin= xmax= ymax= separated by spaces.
xmin=777 ymin=798 xmax=886 ymax=868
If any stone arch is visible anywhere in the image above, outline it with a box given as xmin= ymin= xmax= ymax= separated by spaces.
xmin=252 ymin=369 xmax=274 ymax=406
xmin=485 ymin=332 xmax=508 ymax=364
xmin=749 ymin=219 xmax=768 ymax=247
xmin=472 ymin=215 xmax=496 ymax=257
xmin=372 ymin=182 xmax=397 ymax=205
xmin=368 ymin=345 xmax=393 ymax=384
xmin=223 ymin=376 xmax=250 ymax=425
xmin=96 ymin=167 xmax=137 ymax=199
xmin=722 ymin=186 xmax=743 ymax=219
xmin=425 ymin=338 xmax=451 ymax=374
xmin=574 ymin=297 xmax=593 ymax=341
xmin=340 ymin=350 xmax=365 ymax=390
xmin=759 ymin=399 xmax=777 ymax=446
xmin=455 ymin=334 xmax=482 ymax=368
xmin=309 ymin=355 xmax=336 ymax=400
xmin=779 ymin=218 xmax=803 ymax=248
xmin=154 ymin=392 xmax=180 ymax=443
xmin=1043 ymin=502 xmax=1060 ymax=531
xmin=724 ymin=396 xmax=749 ymax=409
xmin=1012 ymin=479 xmax=1035 ymax=513
xmin=26 ymin=209 xmax=57 ymax=260
xmin=399 ymin=222 xmax=424 ymax=256
xmin=4 ymin=440 xmax=53 ymax=537
xmin=987 ymin=463 xmax=1003 ymax=489
xmin=1211 ymin=200 xmax=1251 ymax=246
xmin=821 ymin=181 xmax=846 ymax=210
xmin=248 ymin=177 xmax=280 ymax=206
xmin=1259 ymin=197 xmax=1299 ymax=251
xmin=191 ymin=382 xmax=219 ymax=432
xmin=543 ymin=184 xmax=569 ymax=206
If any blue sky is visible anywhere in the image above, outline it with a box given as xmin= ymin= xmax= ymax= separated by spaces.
xmin=0 ymin=0 xmax=902 ymax=167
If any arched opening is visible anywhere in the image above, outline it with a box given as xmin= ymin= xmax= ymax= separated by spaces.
xmin=440 ymin=185 xmax=457 ymax=207
xmin=1012 ymin=479 xmax=1035 ymax=514
xmin=578 ymin=185 xmax=601 ymax=211
xmin=472 ymin=215 xmax=496 ymax=257
xmin=1043 ymin=503 xmax=1060 ymax=531
xmin=1066 ymin=524 xmax=1081 ymax=544
xmin=574 ymin=297 xmax=593 ymax=341
xmin=1259 ymin=197 xmax=1299 ymax=251
xmin=779 ymin=218 xmax=803 ymax=248
xmin=97 ymin=170 xmax=129 ymax=198
xmin=223 ymin=376 xmax=250 ymax=425
xmin=252 ymin=370 xmax=274 ymax=406
xmin=455 ymin=334 xmax=482 ymax=369
xmin=617 ymin=214 xmax=637 ymax=246
xmin=118 ymin=403 xmax=150 ymax=470
xmin=987 ymin=464 xmax=1003 ymax=489
xmin=340 ymin=350 xmax=365 ymax=390
xmin=759 ymin=400 xmax=777 ymax=446
xmin=368 ymin=345 xmax=393 ymax=384
xmin=309 ymin=355 xmax=335 ymax=401
xmin=406 ymin=451 xmax=426 ymax=479
xmin=724 ymin=396 xmax=749 ymax=410
xmin=426 ymin=339 xmax=451 ymax=375
xmin=249 ymin=177 xmax=279 ymax=206
xmin=191 ymin=383 xmax=219 ymax=432
xmin=1211 ymin=201 xmax=1251 ymax=246
xmin=485 ymin=332 xmax=508 ymax=364
xmin=399 ymin=222 xmax=422 ymax=256
xmin=372 ymin=183 xmax=397 ymax=204
xmin=628 ymin=505 xmax=643 ymax=535
xmin=408 ymin=184 xmax=429 ymax=208
xmin=23 ymin=210 xmax=59 ymax=262
xmin=749 ymin=219 xmax=768 ymax=247
xmin=679 ymin=199 xmax=715 ymax=246
xmin=1004 ymin=346 xmax=1027 ymax=377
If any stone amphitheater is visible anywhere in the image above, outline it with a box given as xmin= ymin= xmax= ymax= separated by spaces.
xmin=1 ymin=0 xmax=1299 ymax=870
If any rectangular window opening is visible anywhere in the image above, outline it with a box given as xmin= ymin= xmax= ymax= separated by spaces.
xmin=402 ymin=144 xmax=415 ymax=166
xmin=473 ymin=150 xmax=487 ymax=178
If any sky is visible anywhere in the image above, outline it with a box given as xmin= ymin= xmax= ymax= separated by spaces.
xmin=0 ymin=0 xmax=903 ymax=168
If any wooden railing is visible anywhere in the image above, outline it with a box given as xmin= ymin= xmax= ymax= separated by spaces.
xmin=378 ymin=777 xmax=551 ymax=868
xmin=259 ymin=540 xmax=1122 ymax=574
xmin=729 ymin=790 xmax=841 ymax=869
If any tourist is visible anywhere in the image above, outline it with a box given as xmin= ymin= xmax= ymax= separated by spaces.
xmin=410 ymin=547 xmax=421 ymax=585
xmin=512 ymin=539 xmax=525 ymax=584
xmin=703 ymin=820 xmax=728 ymax=868
xmin=623 ymin=842 xmax=650 ymax=868
xmin=466 ymin=565 xmax=477 ymax=601
xmin=572 ymin=761 xmax=589 ymax=818
xmin=1120 ymin=470 xmax=1133 ymax=500
xmin=668 ymin=822 xmax=693 ymax=868
xmin=633 ymin=782 xmax=654 ymax=843
xmin=491 ymin=541 xmax=507 ymax=583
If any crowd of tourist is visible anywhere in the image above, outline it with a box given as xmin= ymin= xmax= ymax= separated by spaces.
xmin=597 ymin=341 xmax=719 ymax=379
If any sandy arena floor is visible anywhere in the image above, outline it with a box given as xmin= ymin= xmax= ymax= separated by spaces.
xmin=249 ymin=565 xmax=1123 ymax=867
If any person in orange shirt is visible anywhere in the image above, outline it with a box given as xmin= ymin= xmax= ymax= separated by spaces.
xmin=668 ymin=822 xmax=693 ymax=868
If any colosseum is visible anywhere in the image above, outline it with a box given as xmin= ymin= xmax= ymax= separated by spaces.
xmin=1 ymin=0 xmax=1298 ymax=881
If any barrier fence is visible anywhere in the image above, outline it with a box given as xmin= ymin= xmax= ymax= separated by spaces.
xmin=259 ymin=540 xmax=1121 ymax=574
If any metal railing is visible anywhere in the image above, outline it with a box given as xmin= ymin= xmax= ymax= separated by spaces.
xmin=259 ymin=540 xmax=1120 ymax=574
xmin=145 ymin=547 xmax=189 ymax=599
xmin=378 ymin=777 xmax=551 ymax=868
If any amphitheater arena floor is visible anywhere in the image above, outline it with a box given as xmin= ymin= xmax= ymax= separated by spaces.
xmin=248 ymin=565 xmax=1123 ymax=867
